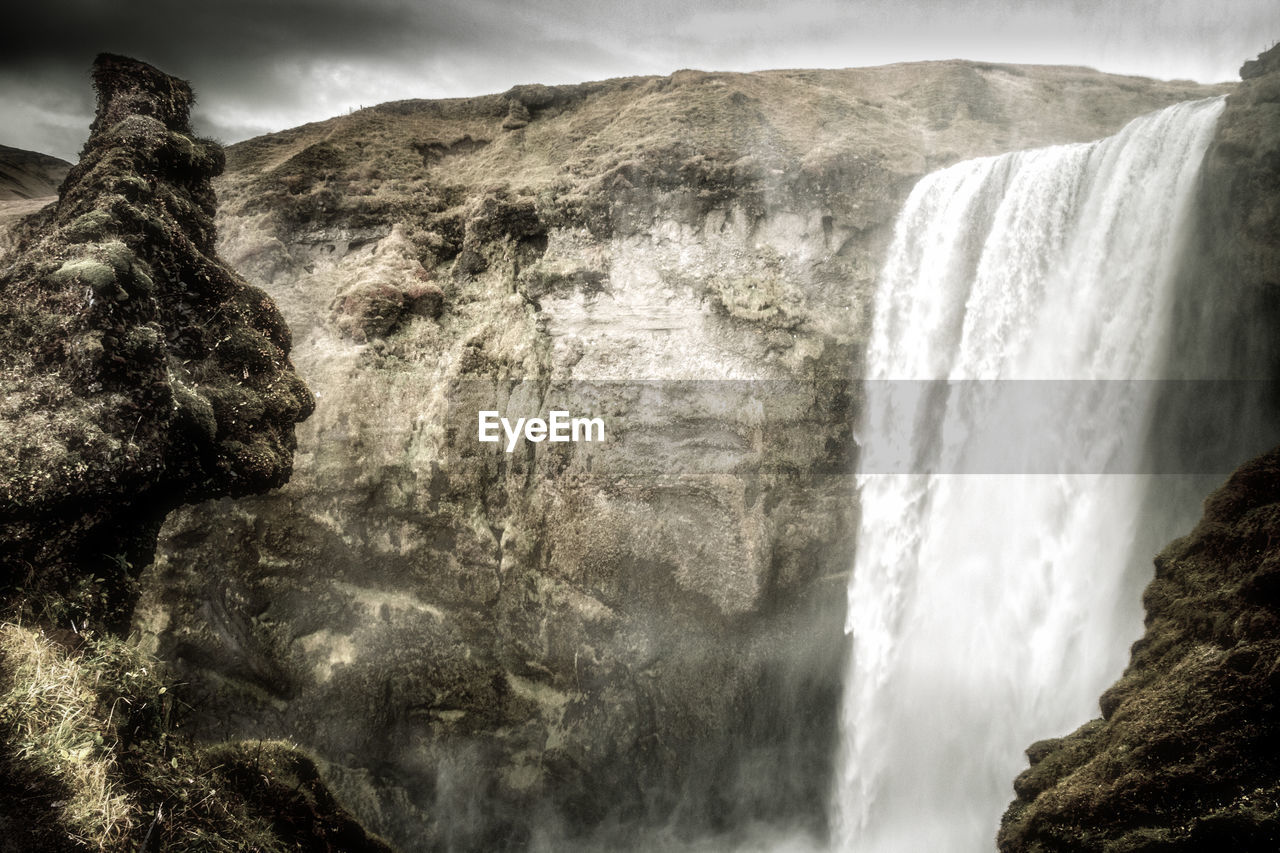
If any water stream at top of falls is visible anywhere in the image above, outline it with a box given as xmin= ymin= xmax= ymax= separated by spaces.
xmin=832 ymin=97 xmax=1227 ymax=852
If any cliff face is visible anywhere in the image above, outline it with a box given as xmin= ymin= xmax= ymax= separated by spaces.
xmin=133 ymin=62 xmax=1226 ymax=850
xmin=0 ymin=55 xmax=312 ymax=629
xmin=1000 ymin=45 xmax=1280 ymax=852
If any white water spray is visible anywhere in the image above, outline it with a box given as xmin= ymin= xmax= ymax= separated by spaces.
xmin=833 ymin=98 xmax=1225 ymax=852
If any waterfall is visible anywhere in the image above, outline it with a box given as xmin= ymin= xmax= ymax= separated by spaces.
xmin=833 ymin=97 xmax=1226 ymax=852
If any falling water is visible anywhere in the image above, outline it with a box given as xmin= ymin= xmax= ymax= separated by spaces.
xmin=833 ymin=98 xmax=1226 ymax=852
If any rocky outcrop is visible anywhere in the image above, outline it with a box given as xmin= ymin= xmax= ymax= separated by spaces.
xmin=1195 ymin=44 xmax=1280 ymax=341
xmin=999 ymin=448 xmax=1280 ymax=852
xmin=0 ymin=55 xmax=388 ymax=852
xmin=1000 ymin=45 xmax=1280 ymax=852
xmin=0 ymin=54 xmax=312 ymax=630
xmin=134 ymin=62 xmax=1228 ymax=850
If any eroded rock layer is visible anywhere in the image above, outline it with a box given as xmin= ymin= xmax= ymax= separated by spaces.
xmin=135 ymin=62 xmax=1227 ymax=850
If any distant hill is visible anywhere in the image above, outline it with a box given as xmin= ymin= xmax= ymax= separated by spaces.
xmin=0 ymin=143 xmax=71 ymax=200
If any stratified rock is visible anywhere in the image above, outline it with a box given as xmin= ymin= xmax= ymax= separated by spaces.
xmin=0 ymin=54 xmax=313 ymax=629
xmin=138 ymin=60 xmax=1229 ymax=851
xmin=1000 ymin=45 xmax=1280 ymax=853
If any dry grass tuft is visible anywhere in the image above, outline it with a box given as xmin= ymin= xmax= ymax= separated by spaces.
xmin=0 ymin=623 xmax=140 ymax=847
xmin=0 ymin=622 xmax=391 ymax=852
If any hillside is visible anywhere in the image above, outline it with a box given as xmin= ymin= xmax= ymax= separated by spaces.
xmin=0 ymin=146 xmax=72 ymax=255
xmin=0 ymin=143 xmax=70 ymax=201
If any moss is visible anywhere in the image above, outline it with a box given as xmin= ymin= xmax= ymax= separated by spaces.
xmin=63 ymin=210 xmax=117 ymax=242
xmin=171 ymin=381 xmax=217 ymax=444
xmin=51 ymin=257 xmax=118 ymax=293
xmin=330 ymin=277 xmax=445 ymax=343
xmin=1000 ymin=450 xmax=1280 ymax=852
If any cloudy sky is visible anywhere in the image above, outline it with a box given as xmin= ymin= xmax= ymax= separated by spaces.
xmin=1 ymin=0 xmax=1275 ymax=162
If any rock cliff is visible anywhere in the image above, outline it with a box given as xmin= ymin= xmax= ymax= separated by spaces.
xmin=1000 ymin=44 xmax=1280 ymax=853
xmin=133 ymin=62 xmax=1227 ymax=850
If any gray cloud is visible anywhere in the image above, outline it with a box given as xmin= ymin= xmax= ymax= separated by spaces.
xmin=1 ymin=0 xmax=1274 ymax=161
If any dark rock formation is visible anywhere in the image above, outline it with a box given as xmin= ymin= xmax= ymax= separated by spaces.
xmin=999 ymin=448 xmax=1280 ymax=852
xmin=133 ymin=61 xmax=1229 ymax=851
xmin=1197 ymin=44 xmax=1280 ymax=344
xmin=1000 ymin=45 xmax=1280 ymax=852
xmin=0 ymin=55 xmax=388 ymax=853
xmin=0 ymin=54 xmax=313 ymax=630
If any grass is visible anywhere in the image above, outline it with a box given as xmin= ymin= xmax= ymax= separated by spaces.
xmin=0 ymin=624 xmax=137 ymax=847
xmin=0 ymin=622 xmax=392 ymax=852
